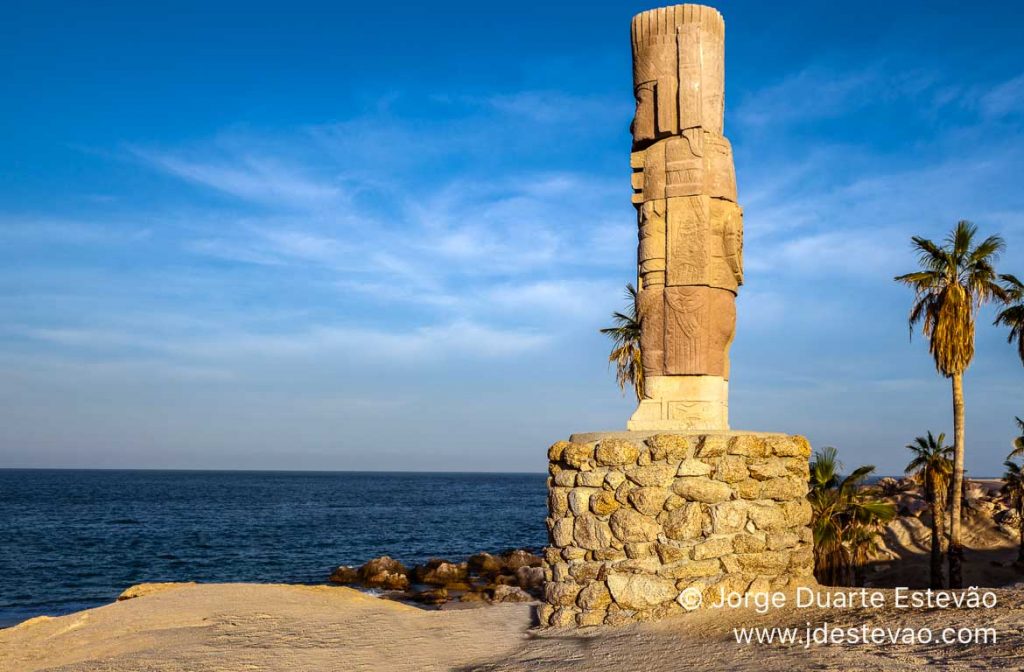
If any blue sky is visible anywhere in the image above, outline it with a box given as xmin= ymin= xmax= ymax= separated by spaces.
xmin=1 ymin=0 xmax=1022 ymax=474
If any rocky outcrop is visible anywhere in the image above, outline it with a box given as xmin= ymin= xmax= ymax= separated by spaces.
xmin=412 ymin=560 xmax=469 ymax=588
xmin=327 ymin=549 xmax=545 ymax=607
xmin=491 ymin=585 xmax=534 ymax=603
xmin=540 ymin=433 xmax=816 ymax=627
xmin=328 ymin=566 xmax=360 ymax=585
xmin=359 ymin=556 xmax=410 ymax=591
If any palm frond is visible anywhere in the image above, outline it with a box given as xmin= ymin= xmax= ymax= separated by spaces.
xmin=895 ymin=221 xmax=1006 ymax=377
xmin=995 ymin=274 xmax=1024 ymax=365
xmin=600 ymin=283 xmax=643 ymax=400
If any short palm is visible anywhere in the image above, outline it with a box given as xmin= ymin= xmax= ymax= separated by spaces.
xmin=905 ymin=431 xmax=953 ymax=587
xmin=1001 ymin=460 xmax=1024 ymax=566
xmin=996 ymin=274 xmax=1024 ymax=365
xmin=600 ymin=284 xmax=644 ymax=401
xmin=809 ymin=447 xmax=895 ymax=586
xmin=1008 ymin=417 xmax=1024 ymax=460
xmin=905 ymin=431 xmax=954 ymax=503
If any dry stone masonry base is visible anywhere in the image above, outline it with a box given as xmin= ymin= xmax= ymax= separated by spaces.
xmin=539 ymin=431 xmax=816 ymax=627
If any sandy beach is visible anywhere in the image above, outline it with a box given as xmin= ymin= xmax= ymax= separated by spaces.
xmin=2 ymin=580 xmax=1022 ymax=672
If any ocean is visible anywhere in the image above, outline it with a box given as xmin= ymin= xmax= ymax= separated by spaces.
xmin=0 ymin=469 xmax=548 ymax=628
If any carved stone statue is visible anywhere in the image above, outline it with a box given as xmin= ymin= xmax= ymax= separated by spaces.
xmin=627 ymin=4 xmax=743 ymax=430
xmin=540 ymin=6 xmax=816 ymax=629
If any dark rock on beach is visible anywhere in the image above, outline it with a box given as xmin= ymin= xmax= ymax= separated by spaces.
xmin=328 ymin=566 xmax=360 ymax=585
xmin=412 ymin=559 xmax=469 ymax=587
xmin=327 ymin=549 xmax=545 ymax=607
xmin=358 ymin=556 xmax=410 ymax=591
xmin=467 ymin=552 xmax=504 ymax=577
xmin=490 ymin=585 xmax=533 ymax=603
xmin=409 ymin=588 xmax=449 ymax=605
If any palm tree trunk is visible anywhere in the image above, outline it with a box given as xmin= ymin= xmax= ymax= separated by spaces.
xmin=1018 ymin=504 xmax=1024 ymax=566
xmin=949 ymin=373 xmax=965 ymax=588
xmin=936 ymin=497 xmax=947 ymax=554
xmin=930 ymin=494 xmax=944 ymax=588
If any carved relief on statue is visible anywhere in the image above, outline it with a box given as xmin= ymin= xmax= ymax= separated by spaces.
xmin=697 ymin=31 xmax=725 ymax=135
xmin=631 ymin=33 xmax=678 ymax=144
xmin=665 ymin=131 xmax=703 ymax=198
xmin=665 ymin=195 xmax=710 ymax=287
xmin=709 ymin=198 xmax=743 ymax=288
xmin=703 ymin=134 xmax=736 ymax=202
xmin=668 ymin=401 xmax=726 ymax=428
xmin=630 ymin=5 xmax=726 ymax=145
xmin=637 ymin=199 xmax=666 ymax=288
xmin=631 ymin=132 xmax=735 ymax=205
xmin=663 ymin=285 xmax=735 ymax=377
xmin=676 ymin=22 xmax=703 ymax=132
xmin=637 ymin=286 xmax=666 ymax=376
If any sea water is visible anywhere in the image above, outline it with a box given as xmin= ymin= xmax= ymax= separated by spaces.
xmin=0 ymin=469 xmax=547 ymax=627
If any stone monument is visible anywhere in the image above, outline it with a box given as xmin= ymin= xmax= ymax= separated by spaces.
xmin=539 ymin=5 xmax=816 ymax=628
xmin=628 ymin=3 xmax=741 ymax=431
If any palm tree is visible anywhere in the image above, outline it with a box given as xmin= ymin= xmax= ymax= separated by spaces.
xmin=894 ymin=220 xmax=1006 ymax=587
xmin=1007 ymin=417 xmax=1024 ymax=460
xmin=904 ymin=431 xmax=954 ymax=588
xmin=848 ymin=525 xmax=889 ymax=588
xmin=995 ymin=274 xmax=1024 ymax=365
xmin=600 ymin=283 xmax=643 ymax=401
xmin=808 ymin=447 xmax=895 ymax=586
xmin=1000 ymin=460 xmax=1024 ymax=567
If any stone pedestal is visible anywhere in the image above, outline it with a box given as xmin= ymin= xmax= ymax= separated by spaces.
xmin=627 ymin=376 xmax=729 ymax=430
xmin=539 ymin=431 xmax=816 ymax=627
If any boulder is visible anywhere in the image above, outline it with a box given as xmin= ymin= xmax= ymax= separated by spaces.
xmin=359 ymin=556 xmax=410 ymax=590
xmin=625 ymin=464 xmax=676 ymax=488
xmin=590 ymin=490 xmax=620 ymax=515
xmin=408 ymin=588 xmax=449 ymax=605
xmin=672 ymin=477 xmax=733 ymax=503
xmin=676 ymin=459 xmax=712 ymax=477
xmin=629 ymin=486 xmax=671 ymax=516
xmin=576 ymin=582 xmax=613 ymax=610
xmin=544 ymin=582 xmax=581 ymax=607
xmin=328 ymin=566 xmax=360 ymax=585
xmin=515 ymin=565 xmax=546 ymax=592
xmin=468 ymin=552 xmax=504 ymax=576
xmin=606 ymin=573 xmax=677 ymax=609
xmin=996 ymin=508 xmax=1021 ymax=529
xmin=663 ymin=503 xmax=702 ymax=540
xmin=364 ymin=570 xmax=409 ymax=591
xmin=646 ymin=434 xmax=695 ymax=461
xmin=412 ymin=559 xmax=468 ymax=586
xmin=595 ymin=438 xmax=640 ymax=466
xmin=491 ymin=585 xmax=534 ymax=603
xmin=562 ymin=442 xmax=595 ymax=468
xmin=574 ymin=514 xmax=614 ymax=550
xmin=610 ymin=508 xmax=660 ymax=542
xmin=502 ymin=549 xmax=542 ymax=571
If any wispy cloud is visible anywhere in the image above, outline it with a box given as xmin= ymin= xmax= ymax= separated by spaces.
xmin=734 ymin=63 xmax=949 ymax=131
xmin=0 ymin=217 xmax=152 ymax=245
xmin=131 ymin=146 xmax=342 ymax=208
xmin=14 ymin=319 xmax=551 ymax=364
xmin=977 ymin=73 xmax=1024 ymax=119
